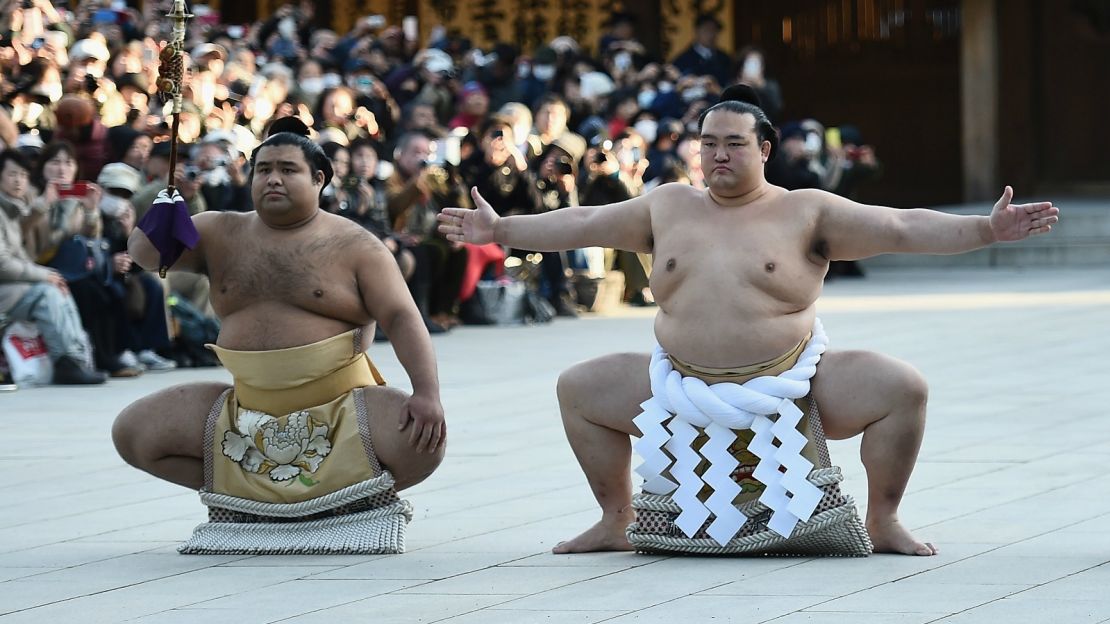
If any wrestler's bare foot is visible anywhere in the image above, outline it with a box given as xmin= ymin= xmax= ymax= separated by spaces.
xmin=552 ymin=511 xmax=635 ymax=554
xmin=867 ymin=516 xmax=937 ymax=556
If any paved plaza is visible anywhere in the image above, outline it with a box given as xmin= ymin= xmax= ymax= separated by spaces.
xmin=3 ymin=266 xmax=1110 ymax=623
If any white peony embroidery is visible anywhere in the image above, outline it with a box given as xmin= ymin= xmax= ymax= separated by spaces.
xmin=221 ymin=409 xmax=333 ymax=483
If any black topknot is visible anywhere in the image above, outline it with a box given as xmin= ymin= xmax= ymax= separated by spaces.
xmin=265 ymin=116 xmax=312 ymax=139
xmin=718 ymin=83 xmax=763 ymax=110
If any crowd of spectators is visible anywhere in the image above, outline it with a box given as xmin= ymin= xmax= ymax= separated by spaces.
xmin=0 ymin=1 xmax=880 ymax=388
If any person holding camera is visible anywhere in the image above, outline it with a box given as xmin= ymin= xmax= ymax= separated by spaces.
xmin=525 ymin=95 xmax=571 ymax=163
xmin=25 ymin=143 xmax=146 ymax=378
xmin=387 ymin=131 xmax=468 ymax=331
xmin=323 ymin=139 xmax=416 ymax=291
xmin=734 ymin=46 xmax=782 ymax=123
xmin=131 ymin=146 xmax=206 ymax=222
xmin=97 ymin=162 xmax=176 ymax=372
xmin=530 ymin=133 xmax=587 ymax=317
xmin=765 ymin=120 xmax=844 ymax=193
xmin=0 ymin=148 xmax=104 ymax=385
xmin=194 ymin=139 xmax=250 ymax=213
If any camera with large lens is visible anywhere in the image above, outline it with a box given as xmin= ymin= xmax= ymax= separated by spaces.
xmin=555 ymin=158 xmax=574 ymax=176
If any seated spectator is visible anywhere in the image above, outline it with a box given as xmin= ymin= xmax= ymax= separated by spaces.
xmin=52 ymin=95 xmax=112 ymax=180
xmin=324 ymin=139 xmax=416 ymax=282
xmin=525 ymin=95 xmax=571 ymax=162
xmin=766 ymin=121 xmax=843 ymax=192
xmin=734 ymin=46 xmax=783 ymax=123
xmin=132 ymin=147 xmax=206 ymax=221
xmin=97 ymin=162 xmax=176 ymax=372
xmin=23 ymin=141 xmax=100 ymax=263
xmin=530 ymin=132 xmax=587 ymax=316
xmin=107 ymin=125 xmax=153 ymax=175
xmin=449 ymin=82 xmax=491 ymax=134
xmin=0 ymin=149 xmax=104 ymax=384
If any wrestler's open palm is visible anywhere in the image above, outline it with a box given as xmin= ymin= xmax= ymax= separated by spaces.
xmin=437 ymin=187 xmax=498 ymax=245
xmin=989 ymin=186 xmax=1059 ymax=242
xmin=399 ymin=393 xmax=445 ymax=453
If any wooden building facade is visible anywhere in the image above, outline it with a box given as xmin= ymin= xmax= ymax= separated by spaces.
xmin=213 ymin=0 xmax=1110 ymax=205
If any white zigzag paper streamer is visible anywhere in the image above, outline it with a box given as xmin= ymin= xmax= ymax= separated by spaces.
xmin=632 ymin=319 xmax=829 ymax=546
xmin=633 ymin=398 xmax=677 ymax=494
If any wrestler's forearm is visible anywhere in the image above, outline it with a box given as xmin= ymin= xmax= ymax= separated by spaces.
xmin=127 ymin=229 xmax=161 ymax=270
xmin=383 ymin=311 xmax=441 ymax=397
xmin=894 ymin=209 xmax=995 ymax=255
xmin=493 ymin=208 xmax=592 ymax=251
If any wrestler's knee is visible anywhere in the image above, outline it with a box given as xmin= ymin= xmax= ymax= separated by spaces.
xmin=364 ymin=385 xmax=445 ymax=489
xmin=394 ymin=442 xmax=445 ymax=491
xmin=111 ymin=409 xmax=136 ymax=466
xmin=556 ymin=358 xmax=608 ymax=406
xmin=112 ymin=400 xmax=150 ymax=467
xmin=889 ymin=360 xmax=929 ymax=414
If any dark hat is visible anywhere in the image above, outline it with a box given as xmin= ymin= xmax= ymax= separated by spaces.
xmin=607 ymin=11 xmax=637 ymax=27
xmin=838 ymin=124 xmax=863 ymax=145
xmin=149 ymin=140 xmax=185 ymax=160
xmin=54 ymin=95 xmax=95 ymax=128
xmin=115 ymin=72 xmax=149 ymax=94
xmin=107 ymin=125 xmax=144 ymax=161
xmin=695 ymin=13 xmax=723 ymax=30
xmin=532 ymin=46 xmax=557 ymax=65
xmin=779 ymin=121 xmax=805 ymax=141
xmin=548 ymin=132 xmax=587 ymax=164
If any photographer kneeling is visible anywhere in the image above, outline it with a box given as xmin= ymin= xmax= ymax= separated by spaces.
xmin=386 ymin=131 xmax=469 ymax=332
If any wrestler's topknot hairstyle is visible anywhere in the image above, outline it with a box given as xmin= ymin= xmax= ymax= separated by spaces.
xmin=697 ymin=84 xmax=779 ymax=159
xmin=250 ymin=116 xmax=334 ymax=196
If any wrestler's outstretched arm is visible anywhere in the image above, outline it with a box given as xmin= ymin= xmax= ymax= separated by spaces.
xmin=355 ymin=232 xmax=445 ymax=454
xmin=438 ymin=185 xmax=656 ymax=254
xmin=128 ymin=211 xmax=223 ymax=273
xmin=814 ymin=185 xmax=1059 ymax=261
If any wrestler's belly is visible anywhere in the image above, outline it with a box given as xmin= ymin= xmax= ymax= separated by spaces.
xmin=653 ymin=305 xmax=817 ymax=369
xmin=217 ymin=301 xmax=370 ymax=351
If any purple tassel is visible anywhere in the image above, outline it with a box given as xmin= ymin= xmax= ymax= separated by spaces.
xmin=136 ymin=190 xmax=199 ymax=277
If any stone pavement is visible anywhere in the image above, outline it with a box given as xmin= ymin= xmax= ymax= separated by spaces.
xmin=3 ymin=266 xmax=1110 ymax=624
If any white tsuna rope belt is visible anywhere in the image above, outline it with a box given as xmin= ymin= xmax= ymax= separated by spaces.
xmin=633 ymin=319 xmax=828 ymax=546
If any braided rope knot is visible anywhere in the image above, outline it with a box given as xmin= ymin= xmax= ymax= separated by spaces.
xmin=632 ymin=319 xmax=828 ymax=546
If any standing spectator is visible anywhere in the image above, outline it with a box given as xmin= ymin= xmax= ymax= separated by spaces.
xmin=671 ymin=14 xmax=733 ymax=87
xmin=599 ymin=12 xmax=645 ymax=59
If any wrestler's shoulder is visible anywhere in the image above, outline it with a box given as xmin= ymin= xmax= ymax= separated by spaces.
xmin=193 ymin=209 xmax=248 ymax=232
xmin=777 ymin=187 xmax=832 ymax=203
xmin=318 ymin=213 xmax=386 ymax=248
xmin=643 ymin=182 xmax=702 ymax=207
xmin=649 ymin=182 xmax=702 ymax=199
